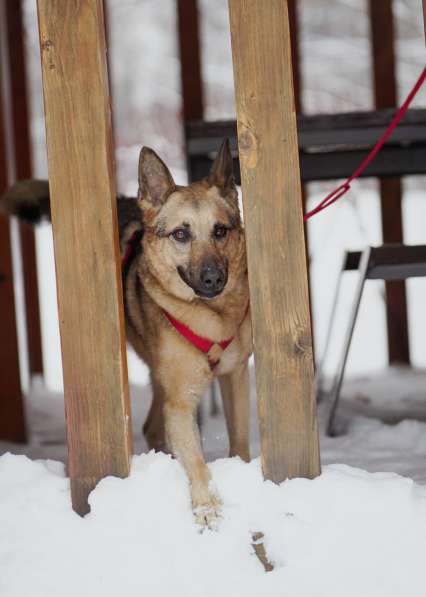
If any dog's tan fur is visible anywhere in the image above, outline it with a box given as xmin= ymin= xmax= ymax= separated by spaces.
xmin=1 ymin=140 xmax=252 ymax=528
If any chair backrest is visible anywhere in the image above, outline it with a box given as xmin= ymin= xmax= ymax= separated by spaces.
xmin=344 ymin=244 xmax=426 ymax=280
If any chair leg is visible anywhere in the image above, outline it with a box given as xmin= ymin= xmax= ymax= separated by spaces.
xmin=316 ymin=252 xmax=350 ymax=402
xmin=325 ymin=247 xmax=372 ymax=436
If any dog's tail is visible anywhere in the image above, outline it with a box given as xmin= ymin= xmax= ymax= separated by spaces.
xmin=0 ymin=179 xmax=51 ymax=224
xmin=1 ymin=180 xmax=141 ymax=240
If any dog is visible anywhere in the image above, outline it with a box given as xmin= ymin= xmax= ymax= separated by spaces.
xmin=1 ymin=139 xmax=252 ymax=528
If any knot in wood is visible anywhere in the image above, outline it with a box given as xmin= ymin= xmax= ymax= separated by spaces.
xmin=293 ymin=327 xmax=312 ymax=357
xmin=41 ymin=39 xmax=53 ymax=52
xmin=239 ymin=130 xmax=253 ymax=151
xmin=238 ymin=123 xmax=258 ymax=169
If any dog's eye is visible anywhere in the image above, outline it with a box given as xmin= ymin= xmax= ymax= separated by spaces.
xmin=213 ymin=225 xmax=228 ymax=240
xmin=171 ymin=228 xmax=191 ymax=243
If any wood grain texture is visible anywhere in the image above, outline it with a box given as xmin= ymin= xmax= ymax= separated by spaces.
xmin=37 ymin=0 xmax=132 ymax=514
xmin=287 ymin=0 xmax=315 ymax=363
xmin=228 ymin=0 xmax=320 ymax=481
xmin=6 ymin=0 xmax=44 ymax=375
xmin=369 ymin=0 xmax=410 ymax=364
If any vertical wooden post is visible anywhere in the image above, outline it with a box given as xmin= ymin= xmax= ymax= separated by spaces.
xmin=229 ymin=0 xmax=320 ymax=481
xmin=0 ymin=218 xmax=26 ymax=442
xmin=6 ymin=0 xmax=44 ymax=376
xmin=287 ymin=0 xmax=316 ymax=362
xmin=0 ymin=0 xmax=27 ymax=442
xmin=287 ymin=0 xmax=302 ymax=114
xmin=177 ymin=0 xmax=204 ymax=124
xmin=177 ymin=0 xmax=204 ymax=183
xmin=423 ymin=0 xmax=426 ymax=39
xmin=369 ymin=0 xmax=410 ymax=365
xmin=37 ymin=0 xmax=132 ymax=514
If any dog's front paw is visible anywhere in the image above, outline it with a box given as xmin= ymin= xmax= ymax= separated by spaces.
xmin=192 ymin=491 xmax=222 ymax=531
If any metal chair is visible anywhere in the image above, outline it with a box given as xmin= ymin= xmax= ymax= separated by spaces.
xmin=316 ymin=244 xmax=426 ymax=436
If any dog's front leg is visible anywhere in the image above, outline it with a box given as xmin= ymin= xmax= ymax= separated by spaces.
xmin=163 ymin=393 xmax=221 ymax=529
xmin=218 ymin=360 xmax=250 ymax=462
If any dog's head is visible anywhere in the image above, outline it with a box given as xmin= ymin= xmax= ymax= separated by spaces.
xmin=138 ymin=139 xmax=246 ymax=302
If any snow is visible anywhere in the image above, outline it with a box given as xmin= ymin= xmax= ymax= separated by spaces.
xmin=4 ymin=365 xmax=426 ymax=595
xmin=2 ymin=451 xmax=426 ymax=597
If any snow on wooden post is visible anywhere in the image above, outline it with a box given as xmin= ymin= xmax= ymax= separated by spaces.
xmin=228 ymin=0 xmax=320 ymax=481
xmin=37 ymin=0 xmax=132 ymax=514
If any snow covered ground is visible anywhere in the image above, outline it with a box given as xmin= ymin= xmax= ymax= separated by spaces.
xmin=0 ymin=438 xmax=426 ymax=597
xmin=2 ymin=365 xmax=426 ymax=595
xmin=2 ymin=451 xmax=426 ymax=597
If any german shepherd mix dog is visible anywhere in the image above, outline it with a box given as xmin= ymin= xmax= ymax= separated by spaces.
xmin=1 ymin=140 xmax=252 ymax=528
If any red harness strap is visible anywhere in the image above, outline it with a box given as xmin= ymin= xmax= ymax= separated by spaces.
xmin=163 ymin=309 xmax=235 ymax=369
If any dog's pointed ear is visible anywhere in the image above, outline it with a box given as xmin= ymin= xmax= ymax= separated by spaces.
xmin=138 ymin=146 xmax=175 ymax=207
xmin=208 ymin=139 xmax=237 ymax=204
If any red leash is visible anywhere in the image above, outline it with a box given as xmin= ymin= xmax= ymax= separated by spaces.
xmin=304 ymin=67 xmax=426 ymax=221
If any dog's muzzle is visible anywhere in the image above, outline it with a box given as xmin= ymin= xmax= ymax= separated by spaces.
xmin=178 ymin=259 xmax=228 ymax=299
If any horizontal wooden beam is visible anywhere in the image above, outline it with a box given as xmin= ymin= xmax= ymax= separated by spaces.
xmin=186 ymin=108 xmax=426 ymax=183
xmin=186 ymin=108 xmax=426 ymax=154
xmin=189 ymin=142 xmax=426 ymax=184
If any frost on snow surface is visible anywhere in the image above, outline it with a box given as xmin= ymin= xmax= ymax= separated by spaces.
xmin=1 ymin=451 xmax=426 ymax=597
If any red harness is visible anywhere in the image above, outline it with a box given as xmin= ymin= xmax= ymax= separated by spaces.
xmin=163 ymin=309 xmax=235 ymax=369
xmin=122 ymin=230 xmax=247 ymax=369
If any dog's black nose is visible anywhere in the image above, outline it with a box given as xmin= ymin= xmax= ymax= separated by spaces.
xmin=200 ymin=264 xmax=225 ymax=294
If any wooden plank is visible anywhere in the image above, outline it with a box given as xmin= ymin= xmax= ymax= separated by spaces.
xmin=228 ymin=0 xmax=320 ymax=481
xmin=189 ymin=139 xmax=426 ymax=184
xmin=0 ymin=7 xmax=26 ymax=441
xmin=287 ymin=0 xmax=315 ymax=363
xmin=177 ymin=0 xmax=204 ymax=182
xmin=37 ymin=0 xmax=132 ymax=514
xmin=0 ymin=215 xmax=26 ymax=443
xmin=287 ymin=0 xmax=301 ymax=114
xmin=177 ymin=0 xmax=203 ymax=123
xmin=369 ymin=0 xmax=409 ymax=364
xmin=299 ymin=145 xmax=426 ymax=181
xmin=423 ymin=0 xmax=426 ymax=40
xmin=186 ymin=108 xmax=426 ymax=154
xmin=6 ymin=0 xmax=44 ymax=376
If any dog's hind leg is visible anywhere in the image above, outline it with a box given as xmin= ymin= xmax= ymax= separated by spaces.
xmin=218 ymin=361 xmax=250 ymax=462
xmin=143 ymin=377 xmax=167 ymax=452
